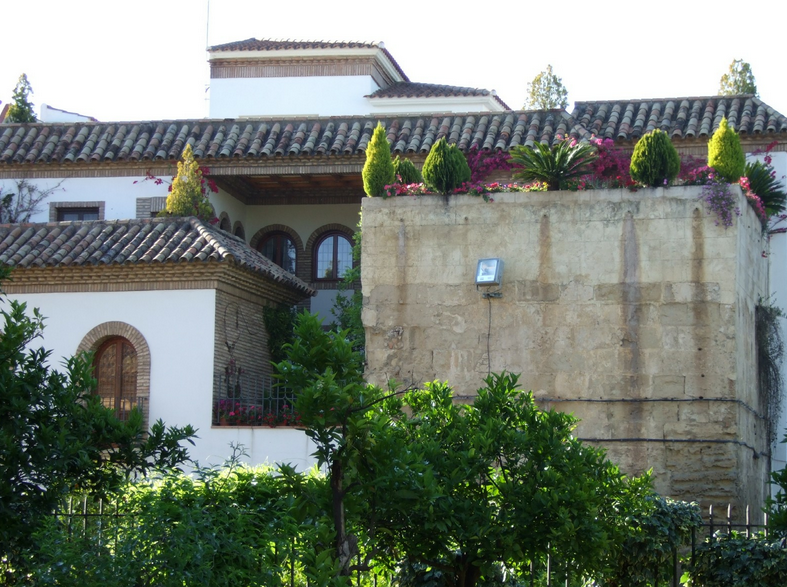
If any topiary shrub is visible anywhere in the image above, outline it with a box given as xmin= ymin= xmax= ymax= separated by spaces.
xmin=422 ymin=138 xmax=471 ymax=195
xmin=160 ymin=144 xmax=216 ymax=221
xmin=393 ymin=156 xmax=423 ymax=184
xmin=629 ymin=129 xmax=681 ymax=187
xmin=362 ymin=123 xmax=395 ymax=197
xmin=708 ymin=117 xmax=745 ymax=183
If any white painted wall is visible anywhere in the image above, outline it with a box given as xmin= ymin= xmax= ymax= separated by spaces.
xmin=3 ymin=288 xmax=317 ymax=470
xmin=368 ymin=95 xmax=505 ymax=114
xmin=760 ymin=151 xmax=787 ymax=493
xmin=209 ymin=76 xmax=380 ymax=118
xmin=0 ymin=176 xmax=168 ymax=222
xmin=40 ymin=104 xmax=96 ymax=123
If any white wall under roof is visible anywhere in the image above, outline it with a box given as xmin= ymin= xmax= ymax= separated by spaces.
xmin=209 ymin=76 xmax=381 ymax=118
xmin=5 ymin=288 xmax=317 ymax=469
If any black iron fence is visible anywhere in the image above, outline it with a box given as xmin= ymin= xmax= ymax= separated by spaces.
xmin=45 ymin=497 xmax=773 ymax=587
xmin=212 ymin=370 xmax=299 ymax=427
xmin=97 ymin=395 xmax=145 ymax=421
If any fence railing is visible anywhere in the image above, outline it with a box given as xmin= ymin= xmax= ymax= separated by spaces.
xmin=97 ymin=395 xmax=145 ymax=421
xmin=46 ymin=498 xmax=773 ymax=587
xmin=212 ymin=370 xmax=299 ymax=427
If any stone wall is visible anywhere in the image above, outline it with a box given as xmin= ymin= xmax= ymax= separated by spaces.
xmin=361 ymin=186 xmax=770 ymax=514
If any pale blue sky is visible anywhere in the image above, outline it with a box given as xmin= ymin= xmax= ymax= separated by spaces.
xmin=3 ymin=0 xmax=785 ymax=122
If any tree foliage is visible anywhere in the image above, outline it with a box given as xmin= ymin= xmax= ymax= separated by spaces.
xmin=6 ymin=74 xmax=36 ymax=123
xmin=362 ymin=123 xmax=395 ymax=197
xmin=275 ymin=314 xmax=652 ymax=587
xmin=510 ymin=140 xmax=597 ymax=191
xmin=629 ymin=129 xmax=681 ymax=187
xmin=718 ymin=59 xmax=758 ymax=97
xmin=422 ymin=138 xmax=471 ymax=195
xmin=0 ymin=271 xmax=196 ymax=580
xmin=708 ymin=117 xmax=745 ymax=183
xmin=525 ymin=64 xmax=569 ymax=110
xmin=159 ymin=144 xmax=216 ymax=221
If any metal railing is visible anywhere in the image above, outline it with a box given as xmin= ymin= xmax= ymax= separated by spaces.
xmin=97 ymin=395 xmax=145 ymax=421
xmin=212 ymin=370 xmax=298 ymax=427
xmin=43 ymin=499 xmax=776 ymax=587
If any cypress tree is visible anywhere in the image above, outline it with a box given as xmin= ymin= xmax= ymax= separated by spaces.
xmin=629 ymin=130 xmax=680 ymax=187
xmin=362 ymin=123 xmax=395 ymax=197
xmin=393 ymin=156 xmax=423 ymax=184
xmin=422 ymin=138 xmax=471 ymax=195
xmin=708 ymin=117 xmax=745 ymax=183
xmin=7 ymin=74 xmax=37 ymax=123
xmin=160 ymin=144 xmax=214 ymax=221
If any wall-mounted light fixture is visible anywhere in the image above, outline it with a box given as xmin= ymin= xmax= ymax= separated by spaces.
xmin=475 ymin=258 xmax=504 ymax=286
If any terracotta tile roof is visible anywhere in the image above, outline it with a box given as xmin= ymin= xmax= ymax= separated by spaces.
xmin=0 ymin=112 xmax=576 ymax=165
xmin=570 ymin=95 xmax=787 ymax=141
xmin=368 ymin=82 xmax=510 ymax=109
xmin=1 ymin=96 xmax=785 ymax=169
xmin=0 ymin=217 xmax=315 ymax=296
xmin=209 ymin=38 xmax=409 ymax=82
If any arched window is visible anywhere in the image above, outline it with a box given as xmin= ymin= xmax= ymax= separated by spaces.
xmin=94 ymin=337 xmax=138 ymax=421
xmin=314 ymin=232 xmax=353 ymax=280
xmin=259 ymin=232 xmax=297 ymax=273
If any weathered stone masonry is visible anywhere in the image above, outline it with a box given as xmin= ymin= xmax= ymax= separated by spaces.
xmin=362 ymin=186 xmax=769 ymax=514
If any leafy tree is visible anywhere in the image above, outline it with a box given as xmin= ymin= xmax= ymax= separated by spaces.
xmin=718 ymin=59 xmax=758 ymax=96
xmin=510 ymin=140 xmax=597 ymax=191
xmin=6 ymin=74 xmax=37 ymax=123
xmin=525 ymin=64 xmax=569 ymax=110
xmin=0 ymin=272 xmax=196 ymax=580
xmin=630 ymin=129 xmax=681 ymax=187
xmin=422 ymin=138 xmax=471 ymax=195
xmin=708 ymin=117 xmax=745 ymax=183
xmin=275 ymin=317 xmax=651 ymax=587
xmin=369 ymin=374 xmax=647 ymax=587
xmin=362 ymin=123 xmax=395 ymax=197
xmin=159 ymin=144 xmax=216 ymax=221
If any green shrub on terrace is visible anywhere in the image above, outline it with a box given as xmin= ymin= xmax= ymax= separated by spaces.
xmin=362 ymin=123 xmax=395 ymax=197
xmin=629 ymin=129 xmax=681 ymax=187
xmin=708 ymin=117 xmax=745 ymax=183
xmin=422 ymin=138 xmax=471 ymax=195
xmin=393 ymin=156 xmax=423 ymax=184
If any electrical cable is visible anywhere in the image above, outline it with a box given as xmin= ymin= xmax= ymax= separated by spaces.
xmin=486 ymin=294 xmax=492 ymax=378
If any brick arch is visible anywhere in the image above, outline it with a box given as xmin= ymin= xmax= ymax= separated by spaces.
xmin=250 ymin=224 xmax=306 ymax=281
xmin=218 ymin=211 xmax=231 ymax=232
xmin=77 ymin=322 xmax=151 ymax=425
xmin=232 ymin=221 xmax=246 ymax=242
xmin=305 ymin=223 xmax=356 ymax=285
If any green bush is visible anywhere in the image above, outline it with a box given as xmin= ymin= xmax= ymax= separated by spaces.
xmin=393 ymin=156 xmax=423 ymax=184
xmin=745 ymin=160 xmax=786 ymax=216
xmin=708 ymin=117 xmax=745 ymax=183
xmin=510 ymin=140 xmax=597 ymax=191
xmin=683 ymin=532 xmax=787 ymax=587
xmin=629 ymin=129 xmax=680 ymax=187
xmin=362 ymin=123 xmax=395 ymax=197
xmin=422 ymin=138 xmax=471 ymax=195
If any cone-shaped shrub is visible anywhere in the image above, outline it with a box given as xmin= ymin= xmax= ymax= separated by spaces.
xmin=161 ymin=144 xmax=215 ymax=221
xmin=708 ymin=117 xmax=745 ymax=183
xmin=629 ymin=129 xmax=680 ymax=187
xmin=393 ymin=156 xmax=423 ymax=184
xmin=362 ymin=123 xmax=395 ymax=197
xmin=422 ymin=138 xmax=471 ymax=195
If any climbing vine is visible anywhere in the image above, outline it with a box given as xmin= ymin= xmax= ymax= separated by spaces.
xmin=756 ymin=299 xmax=785 ymax=446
